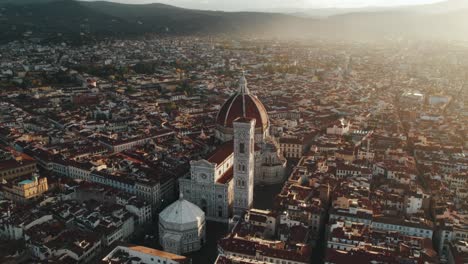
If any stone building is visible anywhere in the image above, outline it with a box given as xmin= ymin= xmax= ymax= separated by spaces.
xmin=214 ymin=72 xmax=287 ymax=185
xmin=159 ymin=194 xmax=206 ymax=255
xmin=1 ymin=173 xmax=48 ymax=204
xmin=179 ymin=73 xmax=287 ymax=223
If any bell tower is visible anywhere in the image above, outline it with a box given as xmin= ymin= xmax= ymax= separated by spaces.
xmin=233 ymin=117 xmax=255 ymax=216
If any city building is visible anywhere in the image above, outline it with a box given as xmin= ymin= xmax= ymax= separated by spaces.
xmin=447 ymin=241 xmax=468 ymax=264
xmin=180 ymin=117 xmax=257 ymax=222
xmin=159 ymin=194 xmax=206 ymax=255
xmin=0 ymin=150 xmax=37 ymax=181
xmin=214 ymin=73 xmax=287 ymax=185
xmin=371 ymin=216 xmax=434 ymax=239
xmin=279 ymin=137 xmax=304 ymax=159
xmin=0 ymin=173 xmax=48 ymax=204
xmin=218 ymin=232 xmax=311 ymax=264
xmin=102 ymin=244 xmax=189 ymax=264
xmin=180 ymin=74 xmax=289 ymax=222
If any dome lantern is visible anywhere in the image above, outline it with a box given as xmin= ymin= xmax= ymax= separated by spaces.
xmin=239 ymin=70 xmax=250 ymax=94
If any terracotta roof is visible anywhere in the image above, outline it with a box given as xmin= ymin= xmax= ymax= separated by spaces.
xmin=0 ymin=158 xmax=36 ymax=171
xmin=123 ymin=244 xmax=187 ymax=262
xmin=216 ymin=93 xmax=269 ymax=131
xmin=207 ymin=141 xmax=234 ymax=165
xmin=217 ymin=167 xmax=234 ymax=184
xmin=279 ymin=137 xmax=303 ymax=144
xmin=257 ymin=244 xmax=311 ymax=262
xmin=325 ymin=248 xmax=398 ymax=263
xmin=218 ymin=235 xmax=257 ymax=257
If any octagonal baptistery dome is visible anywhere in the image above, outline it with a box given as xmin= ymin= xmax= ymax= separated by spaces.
xmin=215 ymin=73 xmax=269 ymax=143
xmin=159 ymin=194 xmax=206 ymax=255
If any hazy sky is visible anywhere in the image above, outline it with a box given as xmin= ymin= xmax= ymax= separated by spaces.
xmin=96 ymin=0 xmax=446 ymax=11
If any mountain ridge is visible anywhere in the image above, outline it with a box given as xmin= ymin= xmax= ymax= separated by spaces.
xmin=1 ymin=0 xmax=468 ymax=43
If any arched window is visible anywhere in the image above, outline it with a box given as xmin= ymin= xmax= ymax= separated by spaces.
xmin=218 ymin=206 xmax=223 ymax=217
xmin=200 ymin=199 xmax=208 ymax=213
xmin=239 ymin=143 xmax=245 ymax=154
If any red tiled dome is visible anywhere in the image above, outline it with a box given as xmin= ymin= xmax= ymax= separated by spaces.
xmin=216 ymin=93 xmax=269 ymax=131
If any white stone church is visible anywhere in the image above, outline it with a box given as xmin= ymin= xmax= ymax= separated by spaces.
xmin=179 ymin=73 xmax=286 ymax=222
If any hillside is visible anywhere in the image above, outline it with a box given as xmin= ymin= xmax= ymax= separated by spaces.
xmin=0 ymin=0 xmax=135 ymax=42
xmin=82 ymin=1 xmax=311 ymax=35
xmin=314 ymin=7 xmax=468 ymax=41
xmin=0 ymin=0 xmax=56 ymax=4
xmin=274 ymin=0 xmax=468 ymax=17
xmin=1 ymin=0 xmax=468 ymax=43
xmin=403 ymin=0 xmax=468 ymax=14
xmin=0 ymin=0 xmax=310 ymax=43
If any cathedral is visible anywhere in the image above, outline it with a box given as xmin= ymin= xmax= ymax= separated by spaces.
xmin=179 ymin=73 xmax=286 ymax=222
xmin=215 ymin=73 xmax=287 ymax=185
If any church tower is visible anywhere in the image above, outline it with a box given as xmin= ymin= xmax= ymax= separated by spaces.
xmin=233 ymin=117 xmax=256 ymax=216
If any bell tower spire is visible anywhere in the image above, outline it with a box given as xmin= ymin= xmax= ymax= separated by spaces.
xmin=238 ymin=70 xmax=250 ymax=94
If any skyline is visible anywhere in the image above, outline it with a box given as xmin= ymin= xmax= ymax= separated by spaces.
xmin=1 ymin=35 xmax=466 ymax=264
xmin=1 ymin=0 xmax=468 ymax=263
xmin=81 ymin=0 xmax=447 ymax=11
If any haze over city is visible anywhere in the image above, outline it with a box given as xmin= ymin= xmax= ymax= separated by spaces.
xmin=0 ymin=0 xmax=467 ymax=264
xmin=82 ymin=0 xmax=446 ymax=11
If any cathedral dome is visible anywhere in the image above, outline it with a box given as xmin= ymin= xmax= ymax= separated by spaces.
xmin=216 ymin=73 xmax=269 ymax=132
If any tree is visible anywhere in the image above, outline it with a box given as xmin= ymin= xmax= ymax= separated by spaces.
xmin=165 ymin=102 xmax=177 ymax=112
xmin=126 ymin=86 xmax=137 ymax=94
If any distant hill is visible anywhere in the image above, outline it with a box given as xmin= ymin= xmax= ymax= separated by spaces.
xmin=0 ymin=0 xmax=58 ymax=5
xmin=0 ymin=0 xmax=136 ymax=42
xmin=1 ymin=0 xmax=468 ymax=43
xmin=403 ymin=0 xmax=468 ymax=14
xmin=0 ymin=0 xmax=311 ymax=43
xmin=258 ymin=6 xmax=397 ymax=18
xmin=269 ymin=0 xmax=468 ymax=17
xmin=313 ymin=6 xmax=468 ymax=41
xmin=81 ymin=1 xmax=312 ymax=35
